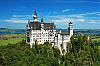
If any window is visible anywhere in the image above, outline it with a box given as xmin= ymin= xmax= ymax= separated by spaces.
xmin=61 ymin=44 xmax=63 ymax=49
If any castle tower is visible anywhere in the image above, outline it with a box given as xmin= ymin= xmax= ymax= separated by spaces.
xmin=41 ymin=17 xmax=43 ymax=22
xmin=41 ymin=17 xmax=44 ymax=30
xmin=26 ymin=20 xmax=30 ymax=43
xmin=59 ymin=29 xmax=62 ymax=34
xmin=69 ymin=22 xmax=73 ymax=37
xmin=33 ymin=10 xmax=38 ymax=22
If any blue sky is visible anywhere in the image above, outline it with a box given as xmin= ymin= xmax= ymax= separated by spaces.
xmin=0 ymin=0 xmax=100 ymax=29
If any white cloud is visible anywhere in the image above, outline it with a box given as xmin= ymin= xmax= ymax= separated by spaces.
xmin=79 ymin=12 xmax=100 ymax=16
xmin=48 ymin=11 xmax=100 ymax=24
xmin=0 ymin=14 xmax=33 ymax=23
xmin=48 ymin=14 xmax=85 ymax=23
xmin=3 ymin=19 xmax=28 ymax=23
xmin=68 ymin=15 xmax=84 ymax=18
xmin=98 ymin=14 xmax=100 ymax=16
xmin=49 ymin=15 xmax=67 ymax=19
xmin=51 ymin=16 xmax=85 ymax=23
xmin=52 ymin=18 xmax=67 ymax=23
xmin=86 ymin=20 xmax=100 ymax=23
xmin=12 ymin=15 xmax=32 ymax=18
xmin=62 ymin=9 xmax=70 ymax=13
xmin=62 ymin=9 xmax=75 ymax=13
xmin=51 ymin=17 xmax=100 ymax=24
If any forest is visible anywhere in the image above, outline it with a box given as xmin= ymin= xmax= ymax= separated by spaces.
xmin=0 ymin=35 xmax=100 ymax=66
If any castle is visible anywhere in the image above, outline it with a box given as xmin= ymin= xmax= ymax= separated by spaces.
xmin=26 ymin=10 xmax=73 ymax=55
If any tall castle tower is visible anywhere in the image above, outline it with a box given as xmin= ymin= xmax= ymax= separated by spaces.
xmin=69 ymin=22 xmax=73 ymax=37
xmin=33 ymin=10 xmax=38 ymax=22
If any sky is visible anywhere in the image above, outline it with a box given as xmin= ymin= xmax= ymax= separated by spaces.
xmin=0 ymin=0 xmax=100 ymax=29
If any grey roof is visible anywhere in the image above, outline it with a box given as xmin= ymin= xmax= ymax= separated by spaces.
xmin=27 ymin=22 xmax=56 ymax=30
xmin=69 ymin=22 xmax=72 ymax=24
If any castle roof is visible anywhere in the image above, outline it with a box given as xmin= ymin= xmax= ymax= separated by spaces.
xmin=69 ymin=22 xmax=72 ymax=24
xmin=27 ymin=22 xmax=56 ymax=30
xmin=34 ymin=10 xmax=37 ymax=16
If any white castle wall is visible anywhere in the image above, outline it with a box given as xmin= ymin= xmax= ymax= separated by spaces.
xmin=30 ymin=29 xmax=56 ymax=46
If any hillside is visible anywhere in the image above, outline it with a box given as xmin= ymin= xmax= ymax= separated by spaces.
xmin=0 ymin=36 xmax=100 ymax=66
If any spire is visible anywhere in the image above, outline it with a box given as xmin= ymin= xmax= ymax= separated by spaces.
xmin=41 ymin=17 xmax=43 ymax=22
xmin=33 ymin=10 xmax=38 ymax=22
xmin=28 ymin=20 xmax=30 ymax=23
xmin=34 ymin=10 xmax=37 ymax=16
xmin=69 ymin=22 xmax=72 ymax=24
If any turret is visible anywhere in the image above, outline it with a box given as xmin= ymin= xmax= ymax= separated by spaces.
xmin=69 ymin=22 xmax=73 ymax=37
xmin=33 ymin=10 xmax=38 ymax=22
xmin=26 ymin=20 xmax=31 ymax=43
xmin=41 ymin=17 xmax=44 ymax=30
xmin=59 ymin=29 xmax=62 ymax=34
xmin=26 ymin=20 xmax=30 ymax=29
xmin=41 ymin=17 xmax=43 ymax=22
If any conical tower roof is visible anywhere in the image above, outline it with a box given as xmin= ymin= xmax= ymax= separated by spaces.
xmin=34 ymin=10 xmax=37 ymax=16
xmin=69 ymin=22 xmax=72 ymax=24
